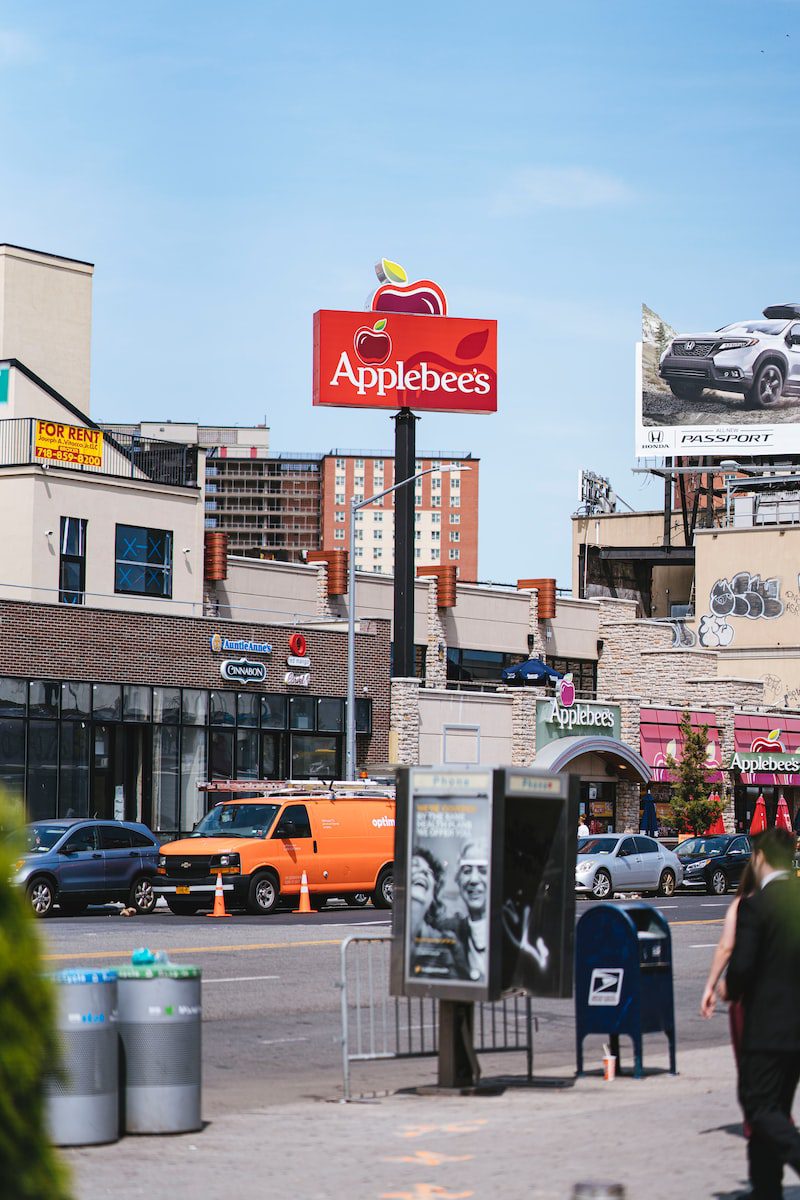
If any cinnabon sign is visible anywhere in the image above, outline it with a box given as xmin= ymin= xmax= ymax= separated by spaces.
xmin=313 ymin=311 xmax=497 ymax=414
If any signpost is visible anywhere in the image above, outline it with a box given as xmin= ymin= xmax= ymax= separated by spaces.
xmin=313 ymin=259 xmax=497 ymax=692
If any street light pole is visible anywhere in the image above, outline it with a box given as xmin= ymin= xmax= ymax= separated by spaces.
xmin=345 ymin=463 xmax=465 ymax=780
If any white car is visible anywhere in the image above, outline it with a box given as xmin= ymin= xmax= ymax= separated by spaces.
xmin=576 ymin=834 xmax=684 ymax=900
xmin=659 ymin=303 xmax=800 ymax=410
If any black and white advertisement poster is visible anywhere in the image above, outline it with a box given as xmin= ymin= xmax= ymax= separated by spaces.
xmin=636 ymin=301 xmax=800 ymax=458
xmin=405 ymin=786 xmax=492 ymax=991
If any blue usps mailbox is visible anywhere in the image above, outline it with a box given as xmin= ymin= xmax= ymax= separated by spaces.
xmin=575 ymin=902 xmax=676 ymax=1079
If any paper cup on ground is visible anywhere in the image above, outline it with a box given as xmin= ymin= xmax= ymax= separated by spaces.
xmin=603 ymin=1054 xmax=616 ymax=1081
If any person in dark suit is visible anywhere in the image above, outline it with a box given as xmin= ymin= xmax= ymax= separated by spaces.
xmin=725 ymin=827 xmax=800 ymax=1199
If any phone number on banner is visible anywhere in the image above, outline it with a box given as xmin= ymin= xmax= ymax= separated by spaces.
xmin=35 ymin=447 xmax=102 ymax=467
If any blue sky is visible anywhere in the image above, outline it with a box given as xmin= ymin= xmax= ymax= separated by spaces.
xmin=1 ymin=0 xmax=798 ymax=586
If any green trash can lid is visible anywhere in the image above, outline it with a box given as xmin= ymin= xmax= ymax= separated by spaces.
xmin=116 ymin=963 xmax=200 ymax=980
xmin=48 ymin=968 xmax=117 ymax=984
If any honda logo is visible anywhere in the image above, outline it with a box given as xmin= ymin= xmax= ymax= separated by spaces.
xmin=647 ymin=429 xmax=665 ymax=445
xmin=685 ymin=340 xmax=696 ymax=351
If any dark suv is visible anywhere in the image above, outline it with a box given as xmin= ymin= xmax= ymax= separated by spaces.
xmin=13 ymin=819 xmax=160 ymax=917
xmin=676 ymin=833 xmax=751 ymax=895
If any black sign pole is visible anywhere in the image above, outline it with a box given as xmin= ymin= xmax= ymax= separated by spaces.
xmin=438 ymin=1000 xmax=480 ymax=1089
xmin=392 ymin=407 xmax=418 ymax=678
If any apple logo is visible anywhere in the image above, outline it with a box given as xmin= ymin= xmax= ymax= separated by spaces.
xmin=557 ymin=673 xmax=575 ymax=707
xmin=354 ymin=318 xmax=392 ymax=365
xmin=370 ymin=257 xmax=448 ymax=317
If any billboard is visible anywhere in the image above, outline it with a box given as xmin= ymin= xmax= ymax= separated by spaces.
xmin=636 ymin=302 xmax=800 ymax=457
xmin=34 ymin=419 xmax=103 ymax=467
xmin=313 ymin=259 xmax=497 ymax=414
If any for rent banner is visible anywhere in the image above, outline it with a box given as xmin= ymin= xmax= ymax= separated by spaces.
xmin=35 ymin=420 xmax=103 ymax=467
xmin=636 ymin=302 xmax=800 ymax=457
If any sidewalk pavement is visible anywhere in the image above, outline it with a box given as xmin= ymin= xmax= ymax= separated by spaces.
xmin=63 ymin=1044 xmax=800 ymax=1200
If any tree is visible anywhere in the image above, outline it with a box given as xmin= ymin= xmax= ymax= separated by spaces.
xmin=0 ymin=796 xmax=72 ymax=1200
xmin=665 ymin=711 xmax=724 ymax=835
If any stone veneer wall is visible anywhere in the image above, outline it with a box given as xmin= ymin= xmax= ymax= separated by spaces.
xmin=425 ymin=578 xmax=449 ymax=689
xmin=391 ymin=678 xmax=421 ymax=765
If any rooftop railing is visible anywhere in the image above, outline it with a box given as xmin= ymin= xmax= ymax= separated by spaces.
xmin=7 ymin=419 xmax=200 ymax=487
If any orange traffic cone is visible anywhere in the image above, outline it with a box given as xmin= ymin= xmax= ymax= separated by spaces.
xmin=293 ymin=870 xmax=315 ymax=914
xmin=207 ymin=871 xmax=231 ymax=918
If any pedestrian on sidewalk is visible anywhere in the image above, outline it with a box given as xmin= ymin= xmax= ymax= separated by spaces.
xmin=700 ymin=859 xmax=757 ymax=1136
xmin=724 ymin=828 xmax=800 ymax=1199
xmin=578 ymin=814 xmax=589 ymax=838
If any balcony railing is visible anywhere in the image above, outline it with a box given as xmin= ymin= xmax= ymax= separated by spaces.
xmin=11 ymin=420 xmax=200 ymax=488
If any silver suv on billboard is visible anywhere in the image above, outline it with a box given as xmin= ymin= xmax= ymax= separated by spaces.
xmin=659 ymin=304 xmax=800 ymax=409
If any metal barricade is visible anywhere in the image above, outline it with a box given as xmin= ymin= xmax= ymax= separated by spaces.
xmin=338 ymin=932 xmax=534 ymax=1100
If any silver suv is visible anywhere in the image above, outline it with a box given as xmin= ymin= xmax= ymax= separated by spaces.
xmin=659 ymin=303 xmax=800 ymax=409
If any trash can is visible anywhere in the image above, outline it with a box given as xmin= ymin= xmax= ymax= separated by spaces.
xmin=46 ymin=968 xmax=119 ymax=1146
xmin=116 ymin=962 xmax=202 ymax=1133
xmin=575 ymin=902 xmax=675 ymax=1078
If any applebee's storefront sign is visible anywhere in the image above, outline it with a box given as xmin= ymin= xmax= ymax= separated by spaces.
xmin=313 ymin=259 xmax=497 ymax=414
xmin=536 ymin=682 xmax=621 ymax=750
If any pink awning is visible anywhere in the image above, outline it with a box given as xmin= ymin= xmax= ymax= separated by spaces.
xmin=640 ymin=708 xmax=723 ymax=783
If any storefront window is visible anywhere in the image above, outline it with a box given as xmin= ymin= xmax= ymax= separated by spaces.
xmin=61 ymin=682 xmax=91 ymax=720
xmin=0 ymin=718 xmax=25 ymax=797
xmin=237 ymin=693 xmax=259 ymax=728
xmin=236 ymin=729 xmax=259 ymax=779
xmin=123 ymin=685 xmax=151 ymax=723
xmin=210 ymin=729 xmax=234 ymax=779
xmin=59 ymin=722 xmax=90 ymax=818
xmin=0 ymin=678 xmax=26 ymax=717
xmin=355 ymin=698 xmax=372 ymax=734
xmin=210 ymin=690 xmax=236 ymax=726
xmin=92 ymin=684 xmax=121 ymax=722
xmin=153 ymin=726 xmax=180 ymax=833
xmin=180 ymin=727 xmax=206 ymax=831
xmin=261 ymin=695 xmax=287 ymax=729
xmin=261 ymin=733 xmax=280 ymax=778
xmin=548 ymin=657 xmax=597 ymax=696
xmin=291 ymin=734 xmax=339 ymax=779
xmin=289 ymin=696 xmax=315 ymax=731
xmin=182 ymin=689 xmax=208 ymax=726
xmin=317 ymin=698 xmax=344 ymax=733
xmin=27 ymin=721 xmax=58 ymax=821
xmin=30 ymin=681 xmax=59 ymax=719
xmin=153 ymin=687 xmax=181 ymax=724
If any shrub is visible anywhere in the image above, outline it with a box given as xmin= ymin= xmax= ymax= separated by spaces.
xmin=666 ymin=711 xmax=724 ymax=836
xmin=0 ymin=798 xmax=72 ymax=1200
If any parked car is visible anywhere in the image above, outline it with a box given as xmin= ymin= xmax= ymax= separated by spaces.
xmin=676 ymin=833 xmax=751 ymax=895
xmin=659 ymin=303 xmax=800 ymax=409
xmin=575 ymin=834 xmax=683 ymax=900
xmin=13 ymin=819 xmax=160 ymax=917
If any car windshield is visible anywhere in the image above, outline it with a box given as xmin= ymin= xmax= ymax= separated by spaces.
xmin=719 ymin=321 xmax=787 ymax=336
xmin=191 ymin=803 xmax=280 ymax=839
xmin=25 ymin=824 xmax=68 ymax=852
xmin=577 ymin=837 xmax=618 ymax=855
xmin=677 ymin=836 xmax=728 ymax=858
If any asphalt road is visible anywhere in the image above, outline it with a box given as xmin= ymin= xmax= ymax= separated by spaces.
xmin=40 ymin=893 xmax=733 ymax=1109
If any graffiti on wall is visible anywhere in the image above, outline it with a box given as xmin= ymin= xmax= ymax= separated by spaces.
xmin=699 ymin=571 xmax=784 ymax=648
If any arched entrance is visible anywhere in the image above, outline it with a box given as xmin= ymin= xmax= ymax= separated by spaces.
xmin=533 ymin=736 xmax=651 ymax=833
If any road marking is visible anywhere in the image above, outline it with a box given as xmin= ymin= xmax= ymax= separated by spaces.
xmin=657 ymin=905 xmax=678 ymax=909
xmin=701 ymin=903 xmax=728 ymax=908
xmin=43 ymin=938 xmax=343 ymax=961
xmin=259 ymin=1036 xmax=309 ymax=1045
xmin=671 ymin=918 xmax=724 ymax=926
xmin=204 ymin=974 xmax=280 ymax=984
xmin=690 ymin=944 xmax=718 ymax=949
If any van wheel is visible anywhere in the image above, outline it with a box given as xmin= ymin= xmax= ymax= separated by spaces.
xmin=373 ymin=867 xmax=393 ymax=909
xmin=347 ymin=892 xmax=370 ymax=908
xmin=248 ymin=871 xmax=279 ymax=915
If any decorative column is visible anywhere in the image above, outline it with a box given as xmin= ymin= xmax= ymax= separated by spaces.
xmin=510 ymin=689 xmax=537 ymax=766
xmin=425 ymin=578 xmax=448 ymax=689
xmin=390 ymin=678 xmax=421 ymax=765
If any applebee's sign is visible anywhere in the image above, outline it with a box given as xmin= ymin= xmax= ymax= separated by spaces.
xmin=536 ymin=677 xmax=620 ymax=750
xmin=313 ymin=259 xmax=497 ymax=414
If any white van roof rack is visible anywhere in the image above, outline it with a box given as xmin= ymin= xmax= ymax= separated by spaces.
xmin=197 ymin=779 xmax=395 ymax=797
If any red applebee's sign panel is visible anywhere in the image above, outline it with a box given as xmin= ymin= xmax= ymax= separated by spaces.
xmin=312 ymin=258 xmax=497 ymax=414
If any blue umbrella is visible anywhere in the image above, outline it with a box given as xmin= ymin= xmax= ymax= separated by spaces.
xmin=641 ymin=791 xmax=657 ymax=837
xmin=501 ymin=658 xmax=563 ymax=686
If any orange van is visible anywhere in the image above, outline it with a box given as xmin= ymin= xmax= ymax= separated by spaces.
xmin=157 ymin=781 xmax=395 ymax=915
